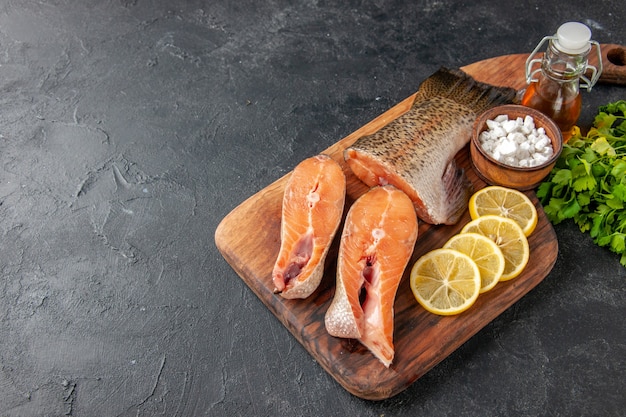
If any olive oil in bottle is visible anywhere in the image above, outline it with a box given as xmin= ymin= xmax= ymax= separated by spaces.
xmin=521 ymin=22 xmax=602 ymax=142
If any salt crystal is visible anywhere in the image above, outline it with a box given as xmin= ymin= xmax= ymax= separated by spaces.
xmin=524 ymin=115 xmax=535 ymax=129
xmin=479 ymin=130 xmax=493 ymax=143
xmin=535 ymin=137 xmax=550 ymax=150
xmin=533 ymin=154 xmax=548 ymax=165
xmin=516 ymin=147 xmax=531 ymax=160
xmin=486 ymin=119 xmax=500 ymax=130
xmin=502 ymin=120 xmax=517 ymax=133
xmin=541 ymin=146 xmax=554 ymax=157
xmin=497 ymin=139 xmax=517 ymax=155
xmin=519 ymin=141 xmax=532 ymax=152
xmin=492 ymin=126 xmax=507 ymax=138
xmin=508 ymin=132 xmax=526 ymax=144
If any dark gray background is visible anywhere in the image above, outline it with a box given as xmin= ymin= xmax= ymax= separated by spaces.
xmin=0 ymin=1 xmax=624 ymax=416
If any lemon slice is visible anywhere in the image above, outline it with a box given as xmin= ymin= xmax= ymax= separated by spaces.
xmin=410 ymin=248 xmax=481 ymax=315
xmin=443 ymin=233 xmax=505 ymax=293
xmin=461 ymin=215 xmax=530 ymax=281
xmin=468 ymin=186 xmax=538 ymax=237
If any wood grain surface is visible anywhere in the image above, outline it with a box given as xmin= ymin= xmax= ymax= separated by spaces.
xmin=213 ymin=49 xmax=604 ymax=400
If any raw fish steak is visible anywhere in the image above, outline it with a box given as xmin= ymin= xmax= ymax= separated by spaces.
xmin=325 ymin=185 xmax=418 ymax=367
xmin=345 ymin=67 xmax=516 ymax=225
xmin=272 ymin=154 xmax=346 ymax=299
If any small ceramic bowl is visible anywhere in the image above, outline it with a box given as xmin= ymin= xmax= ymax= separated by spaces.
xmin=470 ymin=104 xmax=563 ymax=191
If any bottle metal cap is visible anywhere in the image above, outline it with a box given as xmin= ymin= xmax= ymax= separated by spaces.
xmin=554 ymin=22 xmax=592 ymax=54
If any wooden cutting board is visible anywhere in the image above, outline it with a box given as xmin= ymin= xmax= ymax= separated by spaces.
xmin=214 ymin=45 xmax=624 ymax=400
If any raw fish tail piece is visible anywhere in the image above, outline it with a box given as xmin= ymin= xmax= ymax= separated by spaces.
xmin=325 ymin=185 xmax=418 ymax=367
xmin=272 ymin=154 xmax=346 ymax=299
xmin=345 ymin=67 xmax=517 ymax=225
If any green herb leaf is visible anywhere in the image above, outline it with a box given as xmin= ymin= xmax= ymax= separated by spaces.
xmin=611 ymin=160 xmax=626 ymax=178
xmin=591 ymin=136 xmax=616 ymax=156
xmin=613 ymin=183 xmax=626 ymax=202
xmin=572 ymin=173 xmax=596 ymax=192
xmin=551 ymin=169 xmax=572 ymax=186
xmin=611 ymin=233 xmax=626 ymax=254
xmin=539 ymin=99 xmax=626 ymax=267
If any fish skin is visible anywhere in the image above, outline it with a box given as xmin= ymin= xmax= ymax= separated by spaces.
xmin=345 ymin=67 xmax=516 ymax=225
xmin=325 ymin=185 xmax=418 ymax=367
xmin=272 ymin=154 xmax=346 ymax=299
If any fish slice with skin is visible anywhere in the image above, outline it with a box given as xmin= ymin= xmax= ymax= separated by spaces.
xmin=272 ymin=154 xmax=346 ymax=299
xmin=345 ymin=67 xmax=516 ymax=225
xmin=325 ymin=185 xmax=418 ymax=367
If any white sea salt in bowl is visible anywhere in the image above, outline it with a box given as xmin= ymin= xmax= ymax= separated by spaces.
xmin=470 ymin=104 xmax=563 ymax=191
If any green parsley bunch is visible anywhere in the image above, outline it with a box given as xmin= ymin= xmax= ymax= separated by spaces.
xmin=537 ymin=100 xmax=626 ymax=266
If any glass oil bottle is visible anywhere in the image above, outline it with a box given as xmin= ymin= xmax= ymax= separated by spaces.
xmin=521 ymin=22 xmax=603 ymax=142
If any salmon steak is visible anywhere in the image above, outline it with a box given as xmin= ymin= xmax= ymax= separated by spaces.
xmin=344 ymin=67 xmax=516 ymax=225
xmin=325 ymin=185 xmax=418 ymax=367
xmin=272 ymin=154 xmax=346 ymax=299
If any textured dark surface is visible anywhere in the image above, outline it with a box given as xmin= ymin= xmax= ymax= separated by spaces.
xmin=0 ymin=1 xmax=624 ymax=416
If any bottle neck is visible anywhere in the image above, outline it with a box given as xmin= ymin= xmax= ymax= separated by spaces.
xmin=541 ymin=40 xmax=589 ymax=82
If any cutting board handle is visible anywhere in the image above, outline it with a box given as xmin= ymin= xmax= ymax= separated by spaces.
xmin=596 ymin=43 xmax=626 ymax=85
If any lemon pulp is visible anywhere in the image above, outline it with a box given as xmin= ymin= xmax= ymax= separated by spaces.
xmin=461 ymin=215 xmax=530 ymax=281
xmin=410 ymin=248 xmax=481 ymax=315
xmin=469 ymin=185 xmax=538 ymax=237
xmin=443 ymin=232 xmax=505 ymax=293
